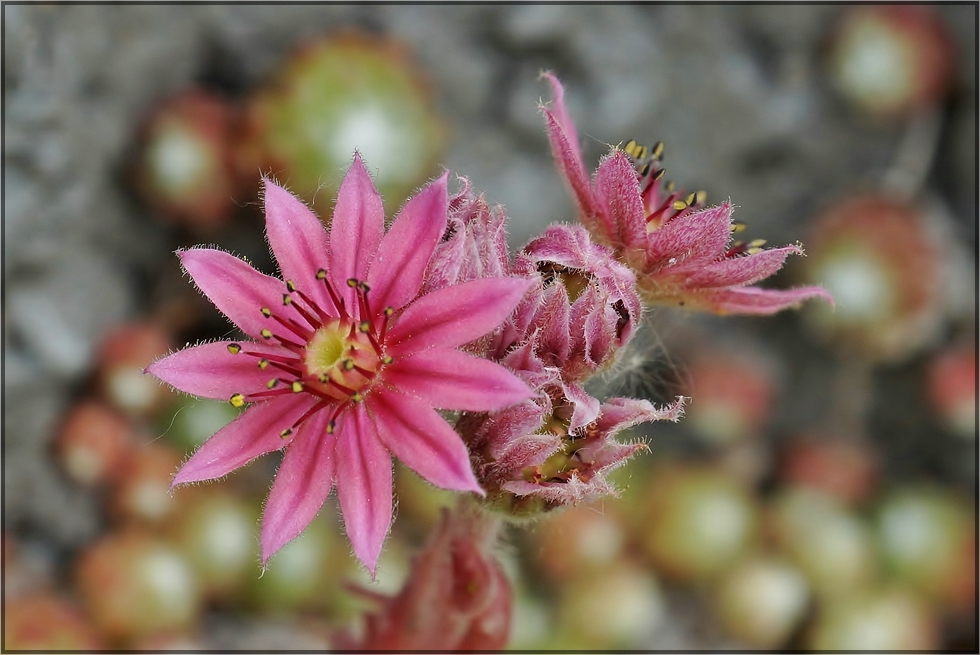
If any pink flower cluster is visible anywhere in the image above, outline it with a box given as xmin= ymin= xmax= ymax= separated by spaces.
xmin=147 ymin=74 xmax=828 ymax=579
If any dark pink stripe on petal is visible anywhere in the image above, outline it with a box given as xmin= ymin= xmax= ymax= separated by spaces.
xmin=179 ymin=248 xmax=293 ymax=339
xmin=335 ymin=403 xmax=392 ymax=576
xmin=260 ymin=408 xmax=337 ymax=565
xmin=171 ymin=394 xmax=318 ymax=486
xmin=367 ymin=389 xmax=482 ymax=494
xmin=366 ymin=173 xmax=449 ymax=313
xmin=146 ymin=340 xmax=290 ymax=399
xmin=330 ymin=154 xmax=385 ymax=310
xmin=382 ymin=347 xmax=533 ymax=412
xmin=388 ymin=277 xmax=533 ymax=354
xmin=262 ymin=180 xmax=333 ymax=312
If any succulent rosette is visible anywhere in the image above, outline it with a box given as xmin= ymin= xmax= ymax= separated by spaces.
xmin=148 ymin=155 xmax=533 ymax=573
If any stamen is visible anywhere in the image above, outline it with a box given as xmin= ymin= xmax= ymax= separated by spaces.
xmin=230 ymin=393 xmax=245 ymax=408
xmin=381 ymin=355 xmax=393 ymax=365
xmin=261 ymin=307 xmax=272 ymax=318
xmin=286 ymin=280 xmax=297 ymax=293
xmin=291 ymin=381 xmax=304 ymax=393
xmin=318 ymin=268 xmax=346 ymax=314
xmin=378 ymin=307 xmax=393 ymax=344
xmin=267 ymin=378 xmax=279 ymax=389
xmin=279 ymin=428 xmax=292 ymax=439
xmin=258 ymin=359 xmax=269 ymax=370
xmin=227 ymin=343 xmax=242 ymax=355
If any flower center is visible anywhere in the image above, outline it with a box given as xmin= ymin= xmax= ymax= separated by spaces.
xmin=303 ymin=319 xmax=382 ymax=400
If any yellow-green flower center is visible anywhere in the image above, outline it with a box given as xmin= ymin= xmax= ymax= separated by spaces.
xmin=304 ymin=318 xmax=381 ymax=399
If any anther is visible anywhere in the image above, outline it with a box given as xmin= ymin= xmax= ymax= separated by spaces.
xmin=327 ymin=420 xmax=336 ymax=434
xmin=749 ymin=239 xmax=767 ymax=248
xmin=651 ymin=167 xmax=666 ymax=181
xmin=261 ymin=328 xmax=273 ymax=340
xmin=261 ymin=307 xmax=272 ymax=318
xmin=346 ymin=278 xmax=358 ymax=288
xmin=286 ymin=280 xmax=297 ymax=293
xmin=351 ymin=392 xmax=363 ymax=403
xmin=258 ymin=359 xmax=269 ymax=370
xmin=230 ymin=393 xmax=245 ymax=408
xmin=318 ymin=373 xmax=329 ymax=383
xmin=695 ymin=190 xmax=707 ymax=204
xmin=652 ymin=141 xmax=664 ymax=159
xmin=342 ymin=359 xmax=355 ymax=371
xmin=282 ymin=294 xmax=293 ymax=306
xmin=671 ymin=199 xmax=688 ymax=211
xmin=279 ymin=428 xmax=292 ymax=439
xmin=267 ymin=378 xmax=279 ymax=389
xmin=731 ymin=222 xmax=747 ymax=233
xmin=316 ymin=269 xmax=327 ymax=280
xmin=381 ymin=355 xmax=393 ymax=365
xmin=666 ymin=181 xmax=675 ymax=193
xmin=684 ymin=192 xmax=697 ymax=206
xmin=358 ymin=321 xmax=371 ymax=333
xmin=227 ymin=343 xmax=242 ymax=355
xmin=291 ymin=381 xmax=304 ymax=393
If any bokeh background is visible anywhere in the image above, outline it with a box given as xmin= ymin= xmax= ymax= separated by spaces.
xmin=3 ymin=3 xmax=976 ymax=650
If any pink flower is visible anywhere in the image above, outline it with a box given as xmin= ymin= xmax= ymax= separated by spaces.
xmin=541 ymin=72 xmax=831 ymax=315
xmin=147 ymin=155 xmax=533 ymax=573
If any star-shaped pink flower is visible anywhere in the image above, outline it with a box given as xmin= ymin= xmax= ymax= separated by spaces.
xmin=148 ymin=155 xmax=533 ymax=573
xmin=541 ymin=72 xmax=831 ymax=315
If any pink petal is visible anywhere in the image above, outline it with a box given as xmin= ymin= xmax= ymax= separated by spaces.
xmin=260 ymin=408 xmax=337 ymax=564
xmin=562 ymin=382 xmax=601 ymax=434
xmin=367 ymin=388 xmax=482 ymax=494
xmin=535 ymin=284 xmax=572 ymax=366
xmin=541 ymin=73 xmax=600 ymax=222
xmin=172 ymin=394 xmax=319 ymax=486
xmin=330 ymin=154 xmax=385 ymax=310
xmin=382 ymin=347 xmax=533 ymax=412
xmin=645 ymin=203 xmax=733 ymax=268
xmin=179 ymin=248 xmax=294 ymax=340
xmin=335 ymin=403 xmax=392 ymax=575
xmin=682 ymin=246 xmax=801 ymax=288
xmin=594 ymin=151 xmax=647 ymax=250
xmin=388 ymin=277 xmax=533 ymax=354
xmin=262 ymin=179 xmax=334 ymax=312
xmin=700 ymin=285 xmax=834 ymax=315
xmin=146 ymin=340 xmax=287 ymax=400
xmin=367 ymin=173 xmax=449 ymax=313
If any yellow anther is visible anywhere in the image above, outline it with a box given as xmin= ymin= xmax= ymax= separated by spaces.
xmin=358 ymin=322 xmax=370 ymax=333
xmin=342 ymin=359 xmax=355 ymax=371
xmin=230 ymin=393 xmax=245 ymax=408
xmin=747 ymin=247 xmax=764 ymax=255
xmin=346 ymin=278 xmax=358 ymax=288
xmin=652 ymin=167 xmax=666 ymax=181
xmin=652 ymin=141 xmax=664 ymax=159
xmin=286 ymin=280 xmax=296 ymax=292
xmin=672 ymin=200 xmax=689 ymax=211
xmin=351 ymin=392 xmax=363 ymax=403
xmin=282 ymin=294 xmax=292 ymax=306
xmin=731 ymin=222 xmax=747 ymax=233
xmin=382 ymin=355 xmax=393 ymax=365
xmin=291 ymin=381 xmax=304 ymax=393
xmin=666 ymin=181 xmax=675 ymax=193
xmin=684 ymin=192 xmax=697 ymax=206
xmin=258 ymin=359 xmax=269 ymax=370
xmin=327 ymin=420 xmax=336 ymax=434
xmin=267 ymin=378 xmax=279 ymax=389
xmin=260 ymin=328 xmax=273 ymax=339
xmin=227 ymin=343 xmax=242 ymax=355
xmin=695 ymin=190 xmax=707 ymax=204
xmin=279 ymin=428 xmax=292 ymax=439
xmin=749 ymin=238 xmax=767 ymax=248
xmin=316 ymin=269 xmax=327 ymax=280
xmin=261 ymin=307 xmax=272 ymax=318
xmin=318 ymin=373 xmax=329 ymax=383
xmin=384 ymin=307 xmax=394 ymax=317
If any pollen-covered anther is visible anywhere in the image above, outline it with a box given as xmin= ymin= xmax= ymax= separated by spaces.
xmin=261 ymin=307 xmax=272 ymax=318
xmin=291 ymin=381 xmax=304 ymax=393
xmin=258 ymin=359 xmax=269 ymax=370
xmin=260 ymin=329 xmax=273 ymax=340
xmin=282 ymin=294 xmax=293 ymax=306
xmin=286 ymin=280 xmax=297 ymax=293
xmin=230 ymin=393 xmax=245 ymax=408
xmin=279 ymin=428 xmax=292 ymax=439
xmin=227 ymin=343 xmax=242 ymax=355
xmin=381 ymin=355 xmax=393 ymax=365
xmin=342 ymin=359 xmax=355 ymax=371
xmin=316 ymin=269 xmax=327 ymax=280
xmin=266 ymin=378 xmax=279 ymax=389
